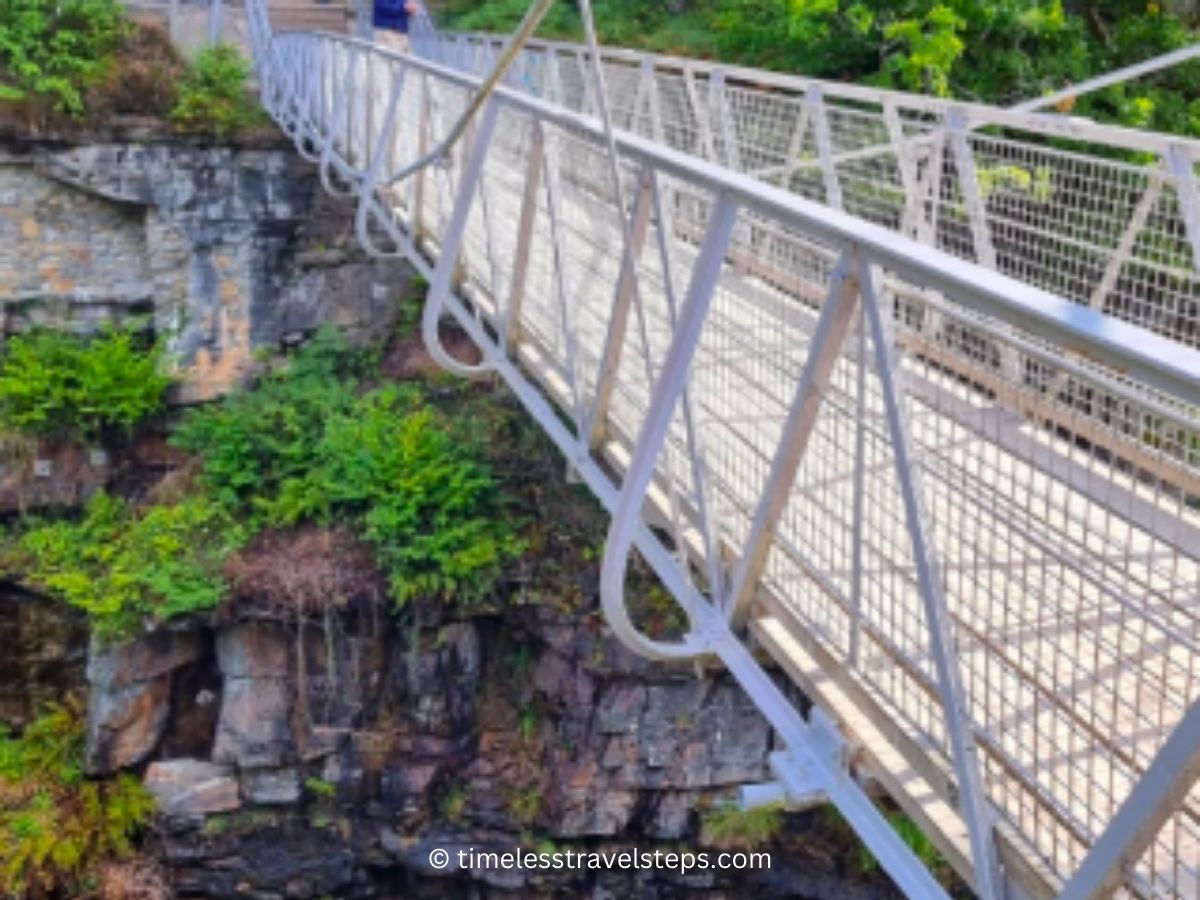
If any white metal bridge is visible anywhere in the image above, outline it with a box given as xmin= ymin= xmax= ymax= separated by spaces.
xmin=243 ymin=2 xmax=1200 ymax=897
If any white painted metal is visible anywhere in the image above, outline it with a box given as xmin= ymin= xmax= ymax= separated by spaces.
xmin=247 ymin=5 xmax=1200 ymax=898
xmin=1012 ymin=43 xmax=1200 ymax=113
xmin=425 ymin=28 xmax=1200 ymax=354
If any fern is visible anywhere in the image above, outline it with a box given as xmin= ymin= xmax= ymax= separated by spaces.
xmin=174 ymin=332 xmax=520 ymax=610
xmin=11 ymin=491 xmax=244 ymax=638
xmin=0 ymin=327 xmax=172 ymax=442
xmin=0 ymin=700 xmax=154 ymax=896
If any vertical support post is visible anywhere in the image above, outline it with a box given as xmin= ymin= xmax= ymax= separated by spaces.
xmin=208 ymin=0 xmax=223 ymax=46
xmin=808 ymin=86 xmax=843 ymax=210
xmin=643 ymin=59 xmax=672 ymax=147
xmin=503 ymin=121 xmax=546 ymax=350
xmin=710 ymin=68 xmax=742 ymax=172
xmin=914 ymin=132 xmax=945 ymax=246
xmin=848 ymin=301 xmax=867 ymax=667
xmin=576 ymin=49 xmax=599 ymax=115
xmin=354 ymin=0 xmax=372 ymax=40
xmin=355 ymin=65 xmax=407 ymax=255
xmin=1059 ymin=698 xmax=1200 ymax=900
xmin=683 ymin=66 xmax=718 ymax=162
xmin=587 ymin=169 xmax=656 ymax=447
xmin=946 ymin=107 xmax=997 ymax=269
xmin=884 ymin=100 xmax=922 ymax=238
xmin=859 ymin=260 xmax=1004 ymax=900
xmin=413 ymin=73 xmax=432 ymax=239
xmin=540 ymin=124 xmax=586 ymax=428
xmin=1166 ymin=144 xmax=1200 ymax=272
xmin=167 ymin=0 xmax=180 ymax=46
xmin=724 ymin=249 xmax=861 ymax=627
xmin=629 ymin=58 xmax=652 ymax=134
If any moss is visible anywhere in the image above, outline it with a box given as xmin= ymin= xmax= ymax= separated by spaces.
xmin=700 ymin=802 xmax=785 ymax=850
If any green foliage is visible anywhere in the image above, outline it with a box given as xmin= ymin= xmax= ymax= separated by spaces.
xmin=304 ymin=777 xmax=337 ymax=801
xmin=700 ymin=801 xmax=785 ymax=849
xmin=507 ymin=786 xmax=542 ymax=826
xmin=440 ymin=0 xmax=1199 ymax=135
xmin=438 ymin=0 xmax=581 ymax=38
xmin=11 ymin=491 xmax=243 ymax=638
xmin=0 ymin=700 xmax=154 ymax=896
xmin=173 ymin=330 xmax=521 ymax=609
xmin=0 ymin=327 xmax=172 ymax=442
xmin=171 ymin=330 xmax=365 ymax=515
xmin=0 ymin=0 xmax=126 ymax=115
xmin=858 ymin=810 xmax=949 ymax=879
xmin=440 ymin=783 xmax=468 ymax=821
xmin=171 ymin=43 xmax=261 ymax=137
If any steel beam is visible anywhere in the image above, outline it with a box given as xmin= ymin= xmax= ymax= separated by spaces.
xmin=1059 ymin=698 xmax=1200 ymax=900
xmin=860 ymin=260 xmax=1004 ymax=900
xmin=586 ymin=169 xmax=656 ymax=447
xmin=503 ymin=121 xmax=546 ymax=350
xmin=725 ymin=249 xmax=862 ymax=627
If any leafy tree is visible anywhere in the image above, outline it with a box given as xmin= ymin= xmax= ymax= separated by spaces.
xmin=439 ymin=0 xmax=1200 ymax=134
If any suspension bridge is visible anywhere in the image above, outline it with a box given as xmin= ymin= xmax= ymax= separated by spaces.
xmin=240 ymin=1 xmax=1200 ymax=896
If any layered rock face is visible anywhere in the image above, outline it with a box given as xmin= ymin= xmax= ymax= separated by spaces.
xmin=0 ymin=137 xmax=408 ymax=402
xmin=62 ymin=596 xmax=896 ymax=899
xmin=0 ymin=588 xmax=88 ymax=729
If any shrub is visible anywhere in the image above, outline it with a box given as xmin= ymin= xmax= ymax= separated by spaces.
xmin=86 ymin=22 xmax=184 ymax=120
xmin=170 ymin=43 xmax=261 ymax=137
xmin=173 ymin=331 xmax=521 ymax=609
xmin=0 ymin=328 xmax=172 ymax=443
xmin=0 ymin=699 xmax=154 ymax=896
xmin=170 ymin=330 xmax=365 ymax=515
xmin=11 ymin=492 xmax=243 ymax=638
xmin=303 ymin=385 xmax=522 ymax=606
xmin=0 ymin=0 xmax=127 ymax=116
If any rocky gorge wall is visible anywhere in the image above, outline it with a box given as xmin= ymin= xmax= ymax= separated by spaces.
xmin=2 ymin=582 xmax=902 ymax=900
xmin=0 ymin=134 xmax=406 ymax=402
xmin=0 ymin=132 xmax=912 ymax=900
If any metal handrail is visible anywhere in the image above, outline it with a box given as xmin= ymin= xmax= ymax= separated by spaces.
xmin=272 ymin=31 xmax=1200 ymax=408
xmin=248 ymin=11 xmax=1200 ymax=898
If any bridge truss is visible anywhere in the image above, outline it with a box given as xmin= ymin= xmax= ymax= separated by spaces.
xmin=245 ymin=4 xmax=1200 ymax=897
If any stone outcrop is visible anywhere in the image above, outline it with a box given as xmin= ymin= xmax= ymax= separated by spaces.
xmin=211 ymin=621 xmax=293 ymax=768
xmin=144 ymin=759 xmax=241 ymax=820
xmin=1 ymin=520 xmax=905 ymax=898
xmin=86 ymin=628 xmax=205 ymax=773
xmin=0 ymin=587 xmax=88 ymax=728
xmin=0 ymin=139 xmax=410 ymax=402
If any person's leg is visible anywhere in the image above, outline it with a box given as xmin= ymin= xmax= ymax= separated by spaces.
xmin=374 ymin=28 xmax=410 ymax=54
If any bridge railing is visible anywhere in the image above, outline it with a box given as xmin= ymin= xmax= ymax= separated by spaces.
xmin=251 ymin=17 xmax=1200 ymax=899
xmin=413 ymin=30 xmax=1200 ymax=361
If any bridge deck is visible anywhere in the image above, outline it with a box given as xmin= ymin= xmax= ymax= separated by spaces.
xmin=419 ymin=122 xmax=1200 ymax=896
xmin=255 ymin=23 xmax=1200 ymax=898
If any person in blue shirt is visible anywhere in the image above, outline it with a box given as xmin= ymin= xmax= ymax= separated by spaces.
xmin=373 ymin=0 xmax=420 ymax=52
